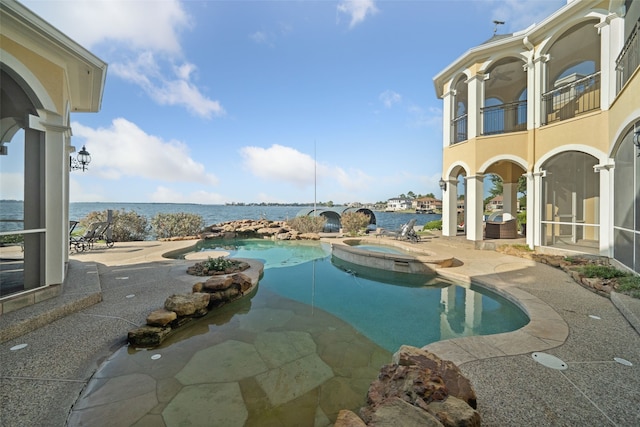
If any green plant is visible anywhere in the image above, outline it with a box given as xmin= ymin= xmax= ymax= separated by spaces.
xmin=340 ymin=211 xmax=370 ymax=236
xmin=286 ymin=216 xmax=327 ymax=233
xmin=151 ymin=213 xmax=204 ymax=239
xmin=203 ymin=256 xmax=240 ymax=272
xmin=618 ymin=276 xmax=640 ymax=298
xmin=0 ymin=234 xmax=24 ymax=246
xmin=423 ymin=220 xmax=442 ymax=231
xmin=577 ymin=264 xmax=628 ymax=279
xmin=80 ymin=209 xmax=149 ymax=241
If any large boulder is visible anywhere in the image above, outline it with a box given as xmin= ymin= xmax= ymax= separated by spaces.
xmin=202 ymin=276 xmax=234 ymax=292
xmin=164 ymin=293 xmax=210 ymax=317
xmin=426 ymin=396 xmax=481 ymax=427
xmin=392 ymin=345 xmax=477 ymax=409
xmin=368 ymin=397 xmax=444 ymax=427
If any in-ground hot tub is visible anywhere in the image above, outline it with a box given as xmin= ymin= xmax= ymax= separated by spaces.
xmin=331 ymin=238 xmax=453 ymax=275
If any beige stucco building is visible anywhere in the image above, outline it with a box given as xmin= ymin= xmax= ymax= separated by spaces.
xmin=434 ymin=0 xmax=640 ymax=273
xmin=0 ymin=0 xmax=107 ymax=312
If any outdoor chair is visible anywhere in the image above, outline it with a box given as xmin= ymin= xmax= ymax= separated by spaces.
xmin=86 ymin=222 xmax=115 ymax=249
xmin=379 ymin=218 xmax=421 ymax=243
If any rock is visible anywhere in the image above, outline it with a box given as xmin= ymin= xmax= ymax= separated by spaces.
xmin=192 ymin=282 xmax=203 ymax=293
xmin=128 ymin=325 xmax=171 ymax=347
xmin=392 ymin=346 xmax=477 ymax=409
xmin=299 ymin=233 xmax=321 ymax=240
xmin=360 ymin=363 xmax=448 ymax=423
xmin=426 ymin=396 xmax=481 ymax=427
xmin=209 ymin=286 xmax=240 ymax=303
xmin=203 ymin=276 xmax=234 ymax=292
xmin=164 ymin=293 xmax=210 ymax=317
xmin=146 ymin=309 xmax=177 ymax=327
xmin=231 ymin=273 xmax=253 ymax=293
xmin=368 ymin=397 xmax=444 ymax=427
xmin=334 ymin=410 xmax=367 ymax=427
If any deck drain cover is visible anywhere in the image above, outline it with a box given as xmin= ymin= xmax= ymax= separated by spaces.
xmin=532 ymin=352 xmax=568 ymax=370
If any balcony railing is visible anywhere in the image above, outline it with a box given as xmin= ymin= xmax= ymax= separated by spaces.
xmin=481 ymin=100 xmax=527 ymax=135
xmin=451 ymin=114 xmax=467 ymax=144
xmin=541 ymin=71 xmax=600 ymax=125
xmin=616 ymin=18 xmax=640 ymax=93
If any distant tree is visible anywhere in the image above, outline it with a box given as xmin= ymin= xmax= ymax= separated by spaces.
xmin=425 ymin=192 xmax=435 ymax=198
xmin=399 ymin=193 xmax=407 ymax=199
xmin=407 ymin=191 xmax=416 ymax=199
xmin=326 ymin=200 xmax=334 ymax=207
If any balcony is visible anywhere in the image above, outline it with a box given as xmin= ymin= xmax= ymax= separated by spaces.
xmin=451 ymin=114 xmax=467 ymax=144
xmin=541 ymin=72 xmax=601 ymax=125
xmin=481 ymin=100 xmax=527 ymax=136
xmin=616 ymin=18 xmax=640 ymax=93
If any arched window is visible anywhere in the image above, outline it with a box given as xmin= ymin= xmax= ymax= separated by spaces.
xmin=541 ymin=151 xmax=599 ymax=253
xmin=452 ymin=76 xmax=468 ymax=143
xmin=543 ymin=20 xmax=601 ymax=124
xmin=613 ymin=125 xmax=640 ymax=272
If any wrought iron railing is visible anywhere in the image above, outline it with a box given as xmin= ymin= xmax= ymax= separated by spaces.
xmin=541 ymin=72 xmax=601 ymax=125
xmin=451 ymin=114 xmax=467 ymax=144
xmin=616 ymin=18 xmax=640 ymax=93
xmin=481 ymin=100 xmax=527 ymax=135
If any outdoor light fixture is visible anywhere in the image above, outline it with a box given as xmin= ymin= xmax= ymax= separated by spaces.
xmin=70 ymin=145 xmax=91 ymax=171
xmin=439 ymin=178 xmax=447 ymax=191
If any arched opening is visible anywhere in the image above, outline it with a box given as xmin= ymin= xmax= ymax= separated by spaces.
xmin=543 ymin=20 xmax=601 ymax=124
xmin=482 ymin=57 xmax=527 ymax=135
xmin=613 ymin=123 xmax=640 ymax=272
xmin=452 ymin=76 xmax=468 ymax=144
xmin=0 ymin=67 xmax=45 ymax=296
xmin=541 ymin=151 xmax=600 ymax=253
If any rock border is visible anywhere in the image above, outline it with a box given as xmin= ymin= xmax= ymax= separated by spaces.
xmin=127 ymin=258 xmax=264 ymax=347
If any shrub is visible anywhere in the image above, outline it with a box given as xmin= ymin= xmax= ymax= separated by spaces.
xmin=341 ymin=211 xmax=370 ymax=236
xmin=618 ymin=276 xmax=640 ymax=299
xmin=79 ymin=209 xmax=149 ymax=241
xmin=423 ymin=220 xmax=442 ymax=231
xmin=0 ymin=234 xmax=24 ymax=246
xmin=578 ymin=264 xmax=628 ymax=279
xmin=151 ymin=212 xmax=204 ymax=239
xmin=286 ymin=215 xmax=327 ymax=234
xmin=203 ymin=256 xmax=239 ymax=272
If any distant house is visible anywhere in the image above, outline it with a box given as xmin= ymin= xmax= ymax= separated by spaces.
xmin=415 ymin=197 xmax=442 ymax=213
xmin=486 ymin=195 xmax=503 ymax=212
xmin=386 ymin=198 xmax=412 ymax=212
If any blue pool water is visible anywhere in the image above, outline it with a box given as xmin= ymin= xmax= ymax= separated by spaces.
xmin=194 ymin=239 xmax=529 ymax=351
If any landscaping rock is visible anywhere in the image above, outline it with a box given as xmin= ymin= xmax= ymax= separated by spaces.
xmin=426 ymin=396 xmax=481 ymax=427
xmin=334 ymin=410 xmax=367 ymax=427
xmin=128 ymin=325 xmax=171 ymax=347
xmin=368 ymin=397 xmax=444 ymax=427
xmin=146 ymin=309 xmax=177 ymax=327
xmin=392 ymin=345 xmax=477 ymax=409
xmin=203 ymin=276 xmax=234 ymax=292
xmin=164 ymin=293 xmax=210 ymax=317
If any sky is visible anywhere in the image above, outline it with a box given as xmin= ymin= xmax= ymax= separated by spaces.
xmin=4 ymin=0 xmax=566 ymax=204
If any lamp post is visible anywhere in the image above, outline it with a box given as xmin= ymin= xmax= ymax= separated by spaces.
xmin=633 ymin=126 xmax=640 ymax=157
xmin=70 ymin=145 xmax=91 ymax=171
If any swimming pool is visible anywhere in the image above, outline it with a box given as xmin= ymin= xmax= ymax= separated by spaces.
xmin=190 ymin=239 xmax=529 ymax=351
xmin=71 ymin=239 xmax=530 ymax=426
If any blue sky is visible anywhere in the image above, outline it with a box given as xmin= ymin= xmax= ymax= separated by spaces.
xmin=6 ymin=0 xmax=565 ymax=204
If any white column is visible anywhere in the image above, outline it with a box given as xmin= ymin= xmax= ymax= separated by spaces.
xmin=596 ymin=13 xmax=624 ymax=110
xmin=29 ymin=111 xmax=69 ymax=286
xmin=466 ymin=75 xmax=483 ymax=139
xmin=465 ymin=174 xmax=484 ymax=241
xmin=442 ymin=89 xmax=454 ymax=148
xmin=503 ymin=182 xmax=517 ymax=219
xmin=525 ymin=172 xmax=535 ymax=249
xmin=595 ymin=163 xmax=614 ymax=257
xmin=533 ymin=55 xmax=549 ymax=126
xmin=441 ymin=178 xmax=458 ymax=237
xmin=532 ymin=171 xmax=545 ymax=247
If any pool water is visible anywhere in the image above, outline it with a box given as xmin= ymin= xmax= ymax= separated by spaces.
xmin=71 ymin=239 xmax=530 ymax=426
xmin=195 ymin=239 xmax=529 ymax=351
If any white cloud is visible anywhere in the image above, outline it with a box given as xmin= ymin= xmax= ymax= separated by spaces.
xmin=71 ymin=118 xmax=218 ymax=186
xmin=337 ymin=0 xmax=379 ymax=28
xmin=379 ymin=90 xmax=401 ymax=108
xmin=240 ymin=144 xmax=316 ymax=188
xmin=239 ymin=144 xmax=373 ymax=195
xmin=0 ymin=173 xmax=23 ymax=200
xmin=111 ymin=53 xmax=225 ymax=119
xmin=24 ymin=0 xmax=190 ymax=54
xmin=150 ymin=186 xmax=225 ymax=204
